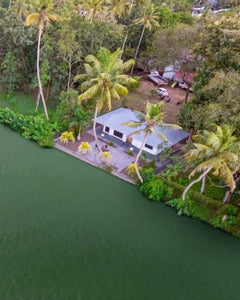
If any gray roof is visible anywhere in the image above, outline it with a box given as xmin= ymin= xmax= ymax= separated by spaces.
xmin=96 ymin=108 xmax=189 ymax=148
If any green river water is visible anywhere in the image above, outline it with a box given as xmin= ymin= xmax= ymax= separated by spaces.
xmin=0 ymin=125 xmax=240 ymax=300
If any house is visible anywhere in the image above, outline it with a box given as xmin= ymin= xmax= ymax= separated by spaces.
xmin=148 ymin=71 xmax=168 ymax=86
xmin=172 ymin=71 xmax=195 ymax=84
xmin=95 ymin=108 xmax=189 ymax=156
xmin=162 ymin=64 xmax=180 ymax=80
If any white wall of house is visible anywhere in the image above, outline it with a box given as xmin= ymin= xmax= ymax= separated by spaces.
xmin=103 ymin=126 xmax=127 ymax=142
xmin=103 ymin=125 xmax=162 ymax=155
xmin=132 ymin=138 xmax=158 ymax=155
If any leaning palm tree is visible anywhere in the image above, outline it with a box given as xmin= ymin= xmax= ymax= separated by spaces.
xmin=75 ymin=47 xmax=136 ymax=150
xmin=182 ymin=125 xmax=240 ymax=202
xmin=130 ymin=0 xmax=159 ymax=75
xmin=123 ymin=101 xmax=180 ymax=183
xmin=24 ymin=6 xmax=61 ymax=120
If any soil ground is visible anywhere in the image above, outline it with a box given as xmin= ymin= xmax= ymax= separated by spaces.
xmin=112 ymin=79 xmax=193 ymax=124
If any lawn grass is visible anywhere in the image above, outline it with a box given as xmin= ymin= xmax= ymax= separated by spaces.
xmin=177 ymin=174 xmax=226 ymax=202
xmin=0 ymin=92 xmax=55 ymax=117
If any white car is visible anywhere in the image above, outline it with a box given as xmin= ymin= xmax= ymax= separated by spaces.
xmin=156 ymin=87 xmax=168 ymax=98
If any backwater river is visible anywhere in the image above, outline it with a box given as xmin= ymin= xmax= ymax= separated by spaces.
xmin=0 ymin=125 xmax=240 ymax=300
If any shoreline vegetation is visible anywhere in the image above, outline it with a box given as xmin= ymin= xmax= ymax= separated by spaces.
xmin=1 ymin=109 xmax=240 ymax=237
xmin=1 ymin=0 xmax=240 ymax=238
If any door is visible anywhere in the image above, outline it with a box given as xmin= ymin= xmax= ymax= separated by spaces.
xmin=127 ymin=136 xmax=133 ymax=144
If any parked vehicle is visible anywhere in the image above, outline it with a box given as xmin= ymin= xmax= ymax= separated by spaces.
xmin=156 ymin=87 xmax=168 ymax=98
xmin=178 ymin=83 xmax=193 ymax=92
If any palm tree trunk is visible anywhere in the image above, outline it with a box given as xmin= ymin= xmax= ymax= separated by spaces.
xmin=67 ymin=61 xmax=72 ymax=91
xmin=35 ymin=91 xmax=40 ymax=111
xmin=37 ymin=26 xmax=49 ymax=120
xmin=8 ymin=0 xmax=11 ymax=9
xmin=184 ymin=84 xmax=190 ymax=104
xmin=93 ymin=106 xmax=101 ymax=150
xmin=129 ymin=0 xmax=134 ymax=13
xmin=223 ymin=189 xmax=232 ymax=204
xmin=120 ymin=29 xmax=128 ymax=59
xmin=201 ymin=175 xmax=206 ymax=194
xmin=182 ymin=167 xmax=212 ymax=200
xmin=130 ymin=25 xmax=146 ymax=76
xmin=134 ymin=131 xmax=149 ymax=183
xmin=120 ymin=0 xmax=134 ymax=59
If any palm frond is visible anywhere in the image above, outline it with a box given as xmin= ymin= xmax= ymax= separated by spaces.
xmin=122 ymin=121 xmax=142 ymax=128
xmin=24 ymin=13 xmax=39 ymax=26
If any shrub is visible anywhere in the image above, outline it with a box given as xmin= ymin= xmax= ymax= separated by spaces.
xmin=127 ymin=150 xmax=133 ymax=156
xmin=139 ymin=177 xmax=173 ymax=202
xmin=126 ymin=76 xmax=141 ymax=90
xmin=102 ymin=165 xmax=113 ymax=173
xmin=217 ymin=204 xmax=238 ymax=216
xmin=167 ymin=198 xmax=195 ymax=216
xmin=143 ymin=159 xmax=156 ymax=169
xmin=60 ymin=131 xmax=75 ymax=145
xmin=108 ymin=141 xmax=114 ymax=146
xmin=211 ymin=215 xmax=238 ymax=229
xmin=38 ymin=136 xmax=54 ymax=148
xmin=55 ymin=89 xmax=79 ymax=130
xmin=127 ymin=163 xmax=142 ymax=179
xmin=0 ymin=107 xmax=54 ymax=147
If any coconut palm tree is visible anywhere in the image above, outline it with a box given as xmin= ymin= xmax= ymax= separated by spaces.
xmin=107 ymin=0 xmax=130 ymax=19
xmin=24 ymin=6 xmax=61 ymax=120
xmin=123 ymin=101 xmax=180 ymax=183
xmin=182 ymin=125 xmax=240 ymax=202
xmin=80 ymin=0 xmax=108 ymax=24
xmin=130 ymin=0 xmax=159 ymax=75
xmin=75 ymin=47 xmax=136 ymax=150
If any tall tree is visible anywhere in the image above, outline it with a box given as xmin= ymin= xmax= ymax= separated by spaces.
xmin=182 ymin=125 xmax=240 ymax=202
xmin=24 ymin=6 xmax=61 ymax=120
xmin=130 ymin=0 xmax=159 ymax=75
xmin=75 ymin=47 xmax=136 ymax=149
xmin=123 ymin=101 xmax=180 ymax=183
xmin=79 ymin=0 xmax=109 ymax=24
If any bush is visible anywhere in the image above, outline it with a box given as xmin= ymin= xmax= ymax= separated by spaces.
xmin=0 ymin=107 xmax=54 ymax=147
xmin=38 ymin=136 xmax=54 ymax=148
xmin=167 ymin=198 xmax=195 ymax=216
xmin=127 ymin=163 xmax=142 ymax=180
xmin=217 ymin=204 xmax=238 ymax=216
xmin=139 ymin=176 xmax=173 ymax=201
xmin=55 ymin=89 xmax=79 ymax=130
xmin=127 ymin=150 xmax=133 ymax=156
xmin=137 ymin=169 xmax=240 ymax=236
xmin=108 ymin=141 xmax=114 ymax=146
xmin=143 ymin=159 xmax=156 ymax=169
xmin=126 ymin=76 xmax=141 ymax=90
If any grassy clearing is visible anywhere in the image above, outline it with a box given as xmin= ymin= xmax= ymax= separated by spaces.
xmin=177 ymin=174 xmax=226 ymax=202
xmin=0 ymin=92 xmax=56 ymax=117
xmin=0 ymin=92 xmax=41 ymax=115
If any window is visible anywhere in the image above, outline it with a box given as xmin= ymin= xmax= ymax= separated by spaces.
xmin=144 ymin=143 xmax=153 ymax=150
xmin=113 ymin=130 xmax=123 ymax=139
xmin=105 ymin=126 xmax=110 ymax=133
